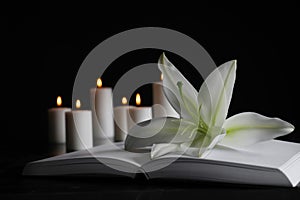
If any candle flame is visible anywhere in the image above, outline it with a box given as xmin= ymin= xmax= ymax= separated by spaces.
xmin=136 ymin=93 xmax=141 ymax=106
xmin=160 ymin=73 xmax=163 ymax=81
xmin=97 ymin=78 xmax=102 ymax=88
xmin=76 ymin=99 xmax=81 ymax=109
xmin=122 ymin=97 xmax=127 ymax=105
xmin=57 ymin=96 xmax=62 ymax=107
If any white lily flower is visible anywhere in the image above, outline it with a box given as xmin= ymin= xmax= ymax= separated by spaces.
xmin=125 ymin=53 xmax=295 ymax=159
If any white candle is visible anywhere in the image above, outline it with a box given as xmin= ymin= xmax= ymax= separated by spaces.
xmin=48 ymin=96 xmax=71 ymax=143
xmin=90 ymin=78 xmax=114 ymax=145
xmin=152 ymin=73 xmax=179 ymax=118
xmin=65 ymin=100 xmax=93 ymax=151
xmin=113 ymin=97 xmax=133 ymax=142
xmin=128 ymin=93 xmax=152 ymax=129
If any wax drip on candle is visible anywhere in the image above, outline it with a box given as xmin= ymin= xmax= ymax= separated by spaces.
xmin=57 ymin=96 xmax=62 ymax=107
xmin=76 ymin=100 xmax=81 ymax=109
xmin=122 ymin=97 xmax=127 ymax=105
xmin=97 ymin=78 xmax=102 ymax=88
xmin=136 ymin=93 xmax=141 ymax=106
xmin=160 ymin=73 xmax=163 ymax=81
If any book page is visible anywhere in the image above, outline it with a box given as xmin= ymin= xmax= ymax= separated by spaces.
xmin=142 ymin=140 xmax=300 ymax=187
xmin=34 ymin=142 xmax=152 ymax=168
xmin=146 ymin=140 xmax=300 ymax=169
xmin=38 ymin=140 xmax=300 ymax=172
xmin=206 ymin=140 xmax=300 ymax=168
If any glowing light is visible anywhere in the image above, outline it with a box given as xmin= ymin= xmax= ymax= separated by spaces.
xmin=97 ymin=78 xmax=102 ymax=88
xmin=136 ymin=93 xmax=141 ymax=106
xmin=122 ymin=97 xmax=127 ymax=105
xmin=76 ymin=99 xmax=81 ymax=109
xmin=57 ymin=96 xmax=62 ymax=106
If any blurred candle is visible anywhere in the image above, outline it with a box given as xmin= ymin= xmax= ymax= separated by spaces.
xmin=113 ymin=97 xmax=133 ymax=142
xmin=152 ymin=73 xmax=179 ymax=118
xmin=90 ymin=78 xmax=114 ymax=145
xmin=48 ymin=96 xmax=71 ymax=143
xmin=65 ymin=100 xmax=93 ymax=151
xmin=128 ymin=93 xmax=152 ymax=129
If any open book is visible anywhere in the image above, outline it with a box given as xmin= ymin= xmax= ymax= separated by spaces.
xmin=23 ymin=140 xmax=300 ymax=187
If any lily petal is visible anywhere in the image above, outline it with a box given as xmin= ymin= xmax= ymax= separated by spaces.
xmin=125 ymin=117 xmax=196 ymax=153
xmin=151 ymin=143 xmax=201 ymax=159
xmin=151 ymin=143 xmax=181 ymax=158
xmin=151 ymin=129 xmax=226 ymax=159
xmin=193 ymin=127 xmax=226 ymax=157
xmin=198 ymin=60 xmax=237 ymax=127
xmin=158 ymin=53 xmax=199 ymax=121
xmin=199 ymin=132 xmax=226 ymax=158
xmin=221 ymin=112 xmax=295 ymax=147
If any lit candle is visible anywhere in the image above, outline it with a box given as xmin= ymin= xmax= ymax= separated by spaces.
xmin=128 ymin=93 xmax=152 ymax=129
xmin=65 ymin=100 xmax=93 ymax=151
xmin=113 ymin=97 xmax=133 ymax=142
xmin=90 ymin=78 xmax=114 ymax=145
xmin=152 ymin=73 xmax=179 ymax=118
xmin=48 ymin=96 xmax=71 ymax=143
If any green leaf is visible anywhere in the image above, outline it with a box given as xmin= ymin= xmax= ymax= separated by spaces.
xmin=221 ymin=112 xmax=295 ymax=147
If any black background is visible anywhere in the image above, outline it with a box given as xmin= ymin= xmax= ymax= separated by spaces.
xmin=1 ymin=4 xmax=300 ymax=199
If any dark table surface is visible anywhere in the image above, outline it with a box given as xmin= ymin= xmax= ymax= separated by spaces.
xmin=1 ymin=142 xmax=300 ymax=200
